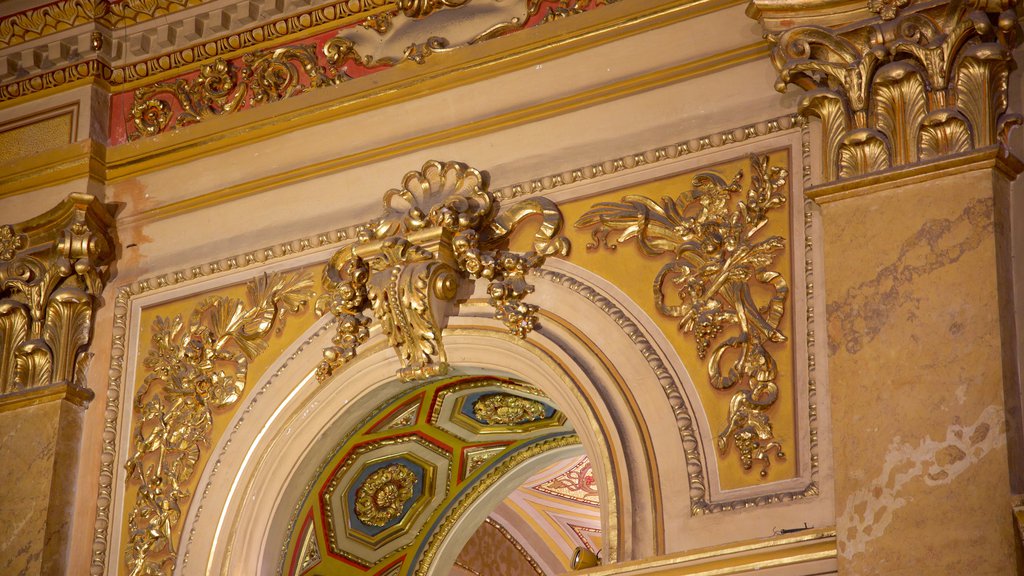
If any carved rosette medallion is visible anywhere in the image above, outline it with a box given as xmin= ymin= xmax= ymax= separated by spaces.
xmin=315 ymin=160 xmax=570 ymax=382
xmin=575 ymin=155 xmax=789 ymax=477
xmin=472 ymin=394 xmax=546 ymax=425
xmin=770 ymin=1 xmax=1022 ymax=182
xmin=124 ymin=272 xmax=313 ymax=576
xmin=0 ymin=194 xmax=117 ymax=396
xmin=354 ymin=464 xmax=418 ymax=527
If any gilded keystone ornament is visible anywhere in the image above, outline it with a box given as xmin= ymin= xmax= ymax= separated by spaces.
xmin=315 ymin=160 xmax=570 ymax=382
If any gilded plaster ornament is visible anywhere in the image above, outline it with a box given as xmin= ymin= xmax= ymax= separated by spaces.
xmin=315 ymin=160 xmax=569 ymax=382
xmin=354 ymin=464 xmax=418 ymax=526
xmin=472 ymin=393 xmax=546 ymax=424
xmin=868 ymin=0 xmax=910 ymax=21
xmin=123 ymin=272 xmax=312 ymax=576
xmin=771 ymin=1 xmax=1022 ymax=181
xmin=0 ymin=194 xmax=116 ymax=395
xmin=575 ymin=155 xmax=789 ymax=477
xmin=0 ymin=225 xmax=24 ymax=261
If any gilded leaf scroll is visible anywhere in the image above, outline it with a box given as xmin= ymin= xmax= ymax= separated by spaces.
xmin=575 ymin=155 xmax=789 ymax=477
xmin=316 ymin=160 xmax=570 ymax=383
xmin=123 ymin=272 xmax=313 ymax=576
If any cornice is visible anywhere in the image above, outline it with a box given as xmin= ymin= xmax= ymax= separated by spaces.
xmin=0 ymin=0 xmax=760 ymax=203
xmin=0 ymin=0 xmax=401 ymax=103
xmin=807 ymin=145 xmax=1024 ymax=203
xmin=0 ymin=138 xmax=105 ymax=198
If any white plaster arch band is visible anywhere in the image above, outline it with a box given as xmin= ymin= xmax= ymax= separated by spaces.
xmin=177 ymin=267 xmax=706 ymax=575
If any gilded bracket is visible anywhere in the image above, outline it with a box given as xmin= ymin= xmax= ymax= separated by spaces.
xmin=0 ymin=194 xmax=117 ymax=399
xmin=769 ymin=0 xmax=1022 ymax=182
xmin=315 ymin=160 xmax=570 ymax=382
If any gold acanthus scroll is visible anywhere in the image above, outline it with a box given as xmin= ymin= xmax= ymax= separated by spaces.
xmin=575 ymin=155 xmax=790 ymax=477
xmin=315 ymin=160 xmax=570 ymax=383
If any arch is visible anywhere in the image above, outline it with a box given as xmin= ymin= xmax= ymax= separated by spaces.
xmin=176 ymin=265 xmax=707 ymax=574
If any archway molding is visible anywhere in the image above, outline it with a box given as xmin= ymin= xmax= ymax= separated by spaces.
xmin=176 ymin=264 xmax=706 ymax=574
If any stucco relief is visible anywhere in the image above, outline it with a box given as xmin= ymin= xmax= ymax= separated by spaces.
xmin=94 ymin=127 xmax=826 ymax=576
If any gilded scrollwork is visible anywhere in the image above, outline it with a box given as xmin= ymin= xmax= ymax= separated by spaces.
xmin=354 ymin=464 xmax=418 ymax=526
xmin=128 ymin=44 xmax=347 ymax=139
xmin=575 ymin=155 xmax=789 ymax=477
xmin=316 ymin=160 xmax=569 ymax=383
xmin=0 ymin=194 xmax=116 ymax=396
xmin=771 ymin=1 xmax=1022 ymax=181
xmin=473 ymin=394 xmax=546 ymax=425
xmin=123 ymin=272 xmax=312 ymax=576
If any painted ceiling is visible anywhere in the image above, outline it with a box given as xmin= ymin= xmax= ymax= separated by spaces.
xmin=281 ymin=374 xmax=579 ymax=576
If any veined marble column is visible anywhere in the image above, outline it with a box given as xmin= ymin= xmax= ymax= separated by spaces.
xmin=0 ymin=195 xmax=116 ymax=575
xmin=749 ymin=0 xmax=1024 ymax=572
xmin=812 ymin=149 xmax=1021 ymax=574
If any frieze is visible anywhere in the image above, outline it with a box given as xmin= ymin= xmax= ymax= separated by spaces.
xmin=0 ymin=0 xmax=611 ymax=115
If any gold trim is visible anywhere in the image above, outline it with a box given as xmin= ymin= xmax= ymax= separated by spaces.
xmin=808 ymin=146 xmax=1024 ymax=204
xmin=112 ymin=42 xmax=768 ymax=222
xmin=0 ymin=381 xmax=93 ymax=411
xmin=412 ymin=434 xmax=581 ymax=576
xmin=575 ymin=528 xmax=836 ymax=575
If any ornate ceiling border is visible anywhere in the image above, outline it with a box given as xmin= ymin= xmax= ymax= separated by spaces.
xmin=89 ymin=114 xmax=821 ymax=574
xmin=0 ymin=0 xmax=394 ymax=101
xmin=0 ymin=0 xmax=743 ymax=108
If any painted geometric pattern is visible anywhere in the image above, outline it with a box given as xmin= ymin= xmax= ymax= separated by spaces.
xmin=282 ymin=375 xmax=575 ymax=576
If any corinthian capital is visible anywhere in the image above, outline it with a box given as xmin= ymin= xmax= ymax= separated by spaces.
xmin=0 ymin=194 xmax=117 ymax=398
xmin=755 ymin=0 xmax=1022 ymax=182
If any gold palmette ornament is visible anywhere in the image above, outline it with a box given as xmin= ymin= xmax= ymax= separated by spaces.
xmin=123 ymin=272 xmax=313 ymax=576
xmin=315 ymin=160 xmax=570 ymax=383
xmin=576 ymin=155 xmax=789 ymax=477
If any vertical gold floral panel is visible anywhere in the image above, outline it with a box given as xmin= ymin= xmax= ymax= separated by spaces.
xmin=563 ymin=151 xmax=797 ymax=489
xmin=120 ymin=268 xmax=324 ymax=576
